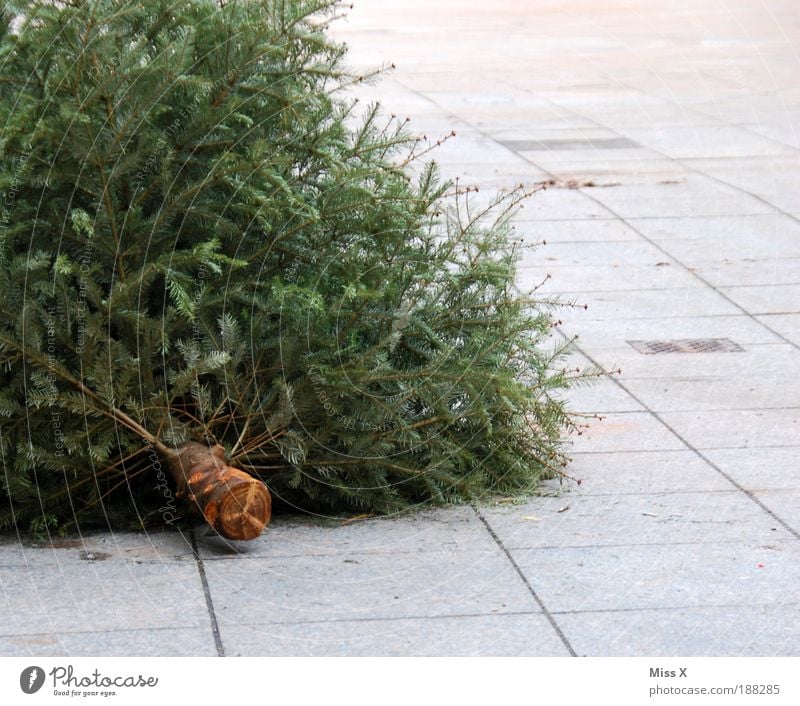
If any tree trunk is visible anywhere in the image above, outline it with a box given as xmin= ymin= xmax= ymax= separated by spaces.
xmin=168 ymin=441 xmax=271 ymax=540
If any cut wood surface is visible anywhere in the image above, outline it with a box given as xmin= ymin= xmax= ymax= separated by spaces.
xmin=169 ymin=442 xmax=271 ymax=540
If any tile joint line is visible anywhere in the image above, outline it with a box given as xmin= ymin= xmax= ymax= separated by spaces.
xmin=473 ymin=506 xmax=578 ymax=656
xmin=189 ymin=528 xmax=226 ymax=657
xmin=570 ymin=340 xmax=800 ymax=542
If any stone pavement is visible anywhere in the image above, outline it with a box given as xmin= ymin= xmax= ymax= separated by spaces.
xmin=1 ymin=0 xmax=798 ymax=656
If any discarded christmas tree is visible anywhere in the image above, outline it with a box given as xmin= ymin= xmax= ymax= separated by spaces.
xmin=0 ymin=0 xmax=587 ymax=540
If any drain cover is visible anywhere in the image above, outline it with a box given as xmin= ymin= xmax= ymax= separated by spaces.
xmin=628 ymin=338 xmax=744 ymax=354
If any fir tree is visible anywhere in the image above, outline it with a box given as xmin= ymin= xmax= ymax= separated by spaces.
xmin=0 ymin=0 xmax=590 ymax=538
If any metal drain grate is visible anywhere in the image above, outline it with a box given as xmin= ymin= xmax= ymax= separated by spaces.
xmin=628 ymin=338 xmax=744 ymax=354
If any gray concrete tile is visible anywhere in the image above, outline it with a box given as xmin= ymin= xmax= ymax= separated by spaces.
xmin=742 ymin=122 xmax=800 ymax=150
xmin=681 ymin=156 xmax=800 ymax=218
xmin=219 ymin=613 xmax=569 ymax=656
xmin=756 ymin=314 xmax=800 ymax=346
xmin=751 ymin=490 xmax=799 ymax=534
xmin=0 ymin=560 xmax=209 ymax=635
xmin=0 ymin=627 xmax=216 ymax=657
xmin=0 ymin=529 xmax=194 ymax=567
xmin=586 ymin=343 xmax=799 ymax=382
xmin=203 ymin=549 xmax=538 ymax=625
xmin=515 ymin=145 xmax=663 ymax=164
xmin=719 ymin=284 xmax=800 ymax=315
xmin=476 ymin=114 xmax=601 ymax=132
xmin=515 ymin=188 xmax=616 ymax=221
xmin=532 ymin=263 xmax=702 ymax=293
xmin=659 ymin=408 xmax=800 ymax=449
xmin=629 ymin=213 xmax=800 ymax=244
xmin=566 ymin=412 xmax=685 ymax=454
xmin=692 ymin=258 xmax=800 ymax=287
xmin=617 ymin=125 xmax=796 ymax=159
xmin=558 ymin=287 xmax=741 ymax=325
xmin=583 ymin=176 xmax=775 ymax=218
xmin=196 ymin=506 xmax=498 ymax=560
xmin=512 ymin=541 xmax=800 ymax=612
xmin=545 ymin=98 xmax=711 ymax=130
xmin=702 ymin=97 xmax=800 ymax=128
xmin=620 ymin=373 xmax=800 ymax=412
xmin=422 ymin=90 xmax=562 ymax=114
xmin=553 ymin=377 xmax=645 ymax=414
xmin=429 ymin=162 xmax=549 ymax=184
xmin=567 ymin=314 xmax=786 ymax=349
xmin=449 ymin=91 xmax=597 ymax=130
xmin=432 ymin=134 xmax=537 ymax=167
xmin=520 ymin=239 xmax=673 ymax=267
xmin=623 ymin=210 xmax=800 ymax=288
xmin=490 ymin=126 xmax=634 ymax=144
xmin=702 ymin=447 xmax=800 ymax=491
xmin=542 ymin=158 xmax=690 ymax=182
xmin=512 ymin=218 xmax=642 ymax=242
xmin=481 ymin=490 xmax=789 ymax=549
xmin=520 ymin=154 xmax=671 ymax=177
xmin=564 ymin=450 xmax=736 ymax=495
xmin=556 ymin=604 xmax=800 ymax=656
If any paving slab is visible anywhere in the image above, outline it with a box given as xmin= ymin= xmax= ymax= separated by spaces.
xmin=719 ymin=284 xmax=800 ymax=315
xmin=639 ymin=229 xmax=800 ymax=266
xmin=566 ymin=412 xmax=686 ymax=454
xmin=551 ymin=377 xmax=645 ymax=414
xmin=431 ymin=134 xmax=536 ymax=167
xmin=520 ymin=240 xmax=677 ymax=268
xmin=514 ymin=145 xmax=664 ymax=167
xmin=539 ymin=158 xmax=691 ymax=181
xmin=689 ymin=258 xmax=800 ymax=287
xmin=683 ymin=156 xmax=800 ymax=218
xmin=701 ymin=447 xmax=800 ymax=491
xmin=555 ymin=604 xmax=800 ymax=656
xmin=749 ymin=490 xmax=800 ymax=535
xmin=542 ymin=100 xmax=715 ymax=131
xmin=619 ymin=374 xmax=799 ymax=412
xmin=629 ymin=213 xmax=800 ymax=245
xmin=743 ymin=122 xmax=800 ymax=150
xmin=196 ymin=506 xmax=498 ymax=560
xmin=204 ymin=548 xmax=538 ymax=626
xmin=0 ymin=559 xmax=210 ymax=635
xmin=0 ymin=627 xmax=217 ymax=657
xmin=430 ymin=162 xmax=549 ymax=185
xmin=218 ymin=613 xmax=570 ymax=657
xmin=510 ymin=541 xmax=800 ymax=613
xmin=693 ymin=95 xmax=800 ymax=127
xmin=577 ymin=176 xmax=776 ymax=219
xmin=755 ymin=314 xmax=800 ymax=346
xmin=558 ymin=287 xmax=742 ymax=326
xmin=616 ymin=125 xmax=796 ymax=160
xmin=658 ymin=409 xmax=800 ymax=449
xmin=568 ymin=314 xmax=786 ymax=350
xmin=575 ymin=343 xmax=798 ymax=382
xmin=0 ymin=529 xmax=194 ymax=567
xmin=489 ymin=126 xmax=637 ymax=145
xmin=564 ymin=450 xmax=736 ymax=496
xmin=535 ymin=263 xmax=707 ymax=293
xmin=506 ymin=188 xmax=616 ymax=221
xmin=480 ymin=490 xmax=792 ymax=549
xmin=512 ymin=218 xmax=642 ymax=243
